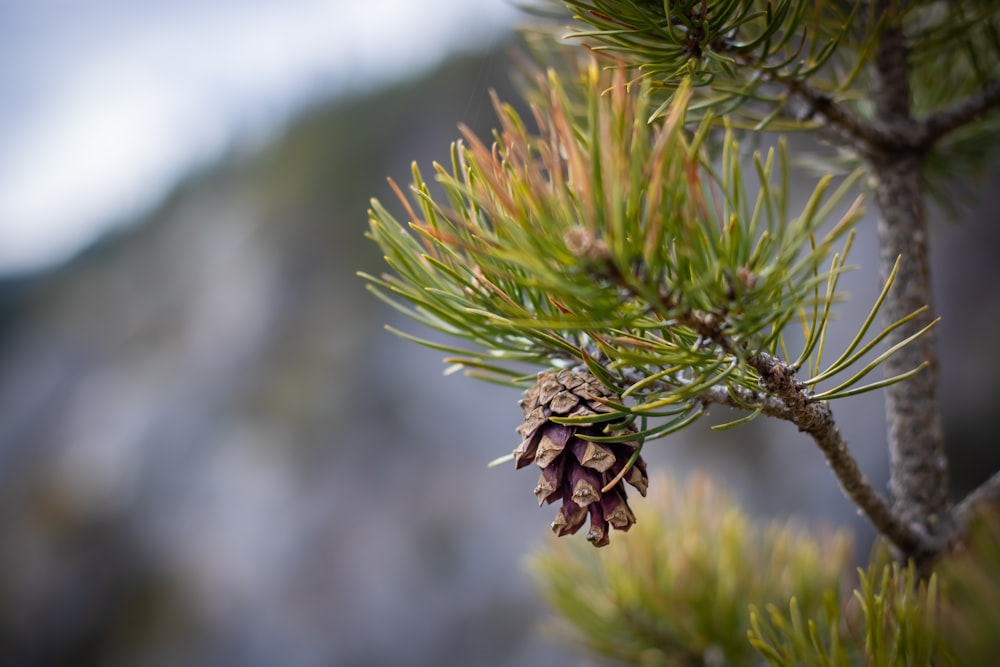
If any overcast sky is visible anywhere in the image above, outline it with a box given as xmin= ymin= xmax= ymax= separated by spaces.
xmin=0 ymin=0 xmax=520 ymax=275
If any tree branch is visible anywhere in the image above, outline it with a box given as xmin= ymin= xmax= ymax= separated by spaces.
xmin=691 ymin=356 xmax=927 ymax=557
xmin=923 ymin=77 xmax=1000 ymax=148
xmin=773 ymin=36 xmax=1000 ymax=156
xmin=698 ymin=383 xmax=792 ymax=421
xmin=868 ymin=8 xmax=952 ymax=553
xmin=776 ymin=76 xmax=883 ymax=152
xmin=954 ymin=470 xmax=1000 ymax=532
xmin=738 ymin=352 xmax=929 ymax=557
xmin=624 ymin=307 xmax=929 ymax=555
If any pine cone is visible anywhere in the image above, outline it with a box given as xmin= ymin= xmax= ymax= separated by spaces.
xmin=514 ymin=369 xmax=647 ymax=547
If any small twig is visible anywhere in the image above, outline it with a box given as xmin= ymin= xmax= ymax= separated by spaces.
xmin=772 ymin=71 xmax=1000 ymax=163
xmin=629 ymin=348 xmax=928 ymax=556
xmin=922 ymin=77 xmax=1000 ymax=148
xmin=953 ymin=469 xmax=1000 ymax=531
xmin=745 ymin=351 xmax=929 ymax=557
xmin=620 ymin=290 xmax=931 ymax=554
xmin=698 ymin=383 xmax=791 ymax=421
xmin=776 ymin=76 xmax=885 ymax=152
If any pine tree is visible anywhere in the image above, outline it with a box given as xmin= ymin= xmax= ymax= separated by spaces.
xmin=361 ymin=1 xmax=1000 ymax=664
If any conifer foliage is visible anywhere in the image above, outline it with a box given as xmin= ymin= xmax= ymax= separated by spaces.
xmin=362 ymin=1 xmax=1000 ymax=664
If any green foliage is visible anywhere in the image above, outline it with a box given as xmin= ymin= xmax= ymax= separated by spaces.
xmin=531 ymin=484 xmax=1000 ymax=667
xmin=362 ymin=52 xmax=932 ymax=438
xmin=532 ymin=477 xmax=1000 ymax=667
xmin=529 ymin=474 xmax=853 ymax=666
xmin=359 ymin=2 xmax=1000 ymax=664
xmin=560 ymin=0 xmax=1000 ymax=200
xmin=907 ymin=1 xmax=1000 ymax=113
xmin=557 ymin=0 xmax=874 ymax=128
xmin=748 ymin=562 xmax=942 ymax=667
xmin=358 ymin=2 xmax=1000 ymax=663
xmin=908 ymin=1 xmax=1000 ymax=207
xmin=936 ymin=511 xmax=1000 ymax=666
xmin=750 ymin=512 xmax=1000 ymax=667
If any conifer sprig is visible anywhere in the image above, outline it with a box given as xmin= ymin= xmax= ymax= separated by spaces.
xmin=362 ymin=58 xmax=928 ymax=423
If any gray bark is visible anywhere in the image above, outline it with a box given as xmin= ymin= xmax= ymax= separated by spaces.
xmin=869 ymin=13 xmax=951 ymax=548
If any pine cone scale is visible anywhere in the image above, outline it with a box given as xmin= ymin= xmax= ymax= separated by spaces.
xmin=569 ymin=464 xmax=603 ymax=507
xmin=571 ymin=438 xmax=616 ymax=472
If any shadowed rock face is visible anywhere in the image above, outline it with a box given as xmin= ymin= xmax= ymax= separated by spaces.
xmin=0 ymin=35 xmax=997 ymax=667
xmin=0 ymin=45 xmax=565 ymax=667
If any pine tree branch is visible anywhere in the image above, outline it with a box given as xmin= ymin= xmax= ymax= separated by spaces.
xmin=685 ymin=357 xmax=926 ymax=556
xmin=698 ymin=383 xmax=792 ymax=421
xmin=741 ymin=352 xmax=928 ymax=557
xmin=868 ymin=7 xmax=952 ymax=553
xmin=922 ymin=77 xmax=1000 ymax=147
xmin=777 ymin=44 xmax=1000 ymax=156
xmin=776 ymin=76 xmax=882 ymax=152
xmin=623 ymin=306 xmax=928 ymax=554
xmin=954 ymin=470 xmax=1000 ymax=531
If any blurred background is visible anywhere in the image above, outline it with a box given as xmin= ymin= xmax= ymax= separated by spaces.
xmin=1 ymin=2 xmax=999 ymax=666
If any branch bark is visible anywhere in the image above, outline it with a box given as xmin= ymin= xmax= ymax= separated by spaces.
xmin=867 ymin=8 xmax=952 ymax=548
xmin=923 ymin=77 xmax=1000 ymax=147
xmin=698 ymin=356 xmax=928 ymax=557
xmin=778 ymin=76 xmax=884 ymax=152
xmin=954 ymin=470 xmax=1000 ymax=532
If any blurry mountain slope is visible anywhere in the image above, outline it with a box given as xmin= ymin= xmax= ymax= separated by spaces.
xmin=0 ymin=44 xmax=565 ymax=667
xmin=3 ymin=28 xmax=1000 ymax=667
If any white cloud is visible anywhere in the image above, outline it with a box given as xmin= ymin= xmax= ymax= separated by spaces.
xmin=0 ymin=0 xmax=519 ymax=274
